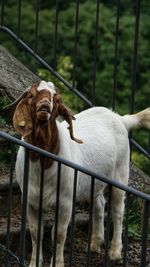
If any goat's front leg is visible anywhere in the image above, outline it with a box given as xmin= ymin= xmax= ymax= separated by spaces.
xmin=109 ymin=187 xmax=125 ymax=260
xmin=91 ymin=194 xmax=105 ymax=253
xmin=50 ymin=198 xmax=72 ymax=267
xmin=28 ymin=204 xmax=44 ymax=267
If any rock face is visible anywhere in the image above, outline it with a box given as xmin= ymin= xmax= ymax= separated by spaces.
xmin=129 ymin=163 xmax=150 ymax=194
xmin=0 ymin=45 xmax=40 ymax=101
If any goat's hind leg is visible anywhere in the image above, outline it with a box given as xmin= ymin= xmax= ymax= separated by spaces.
xmin=109 ymin=148 xmax=129 ymax=261
xmin=28 ymin=204 xmax=44 ymax=267
xmin=91 ymin=193 xmax=105 ymax=253
xmin=109 ymin=187 xmax=125 ymax=260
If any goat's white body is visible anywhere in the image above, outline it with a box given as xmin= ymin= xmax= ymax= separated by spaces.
xmin=15 ymin=106 xmax=150 ymax=267
xmin=16 ymin=107 xmax=129 ymax=206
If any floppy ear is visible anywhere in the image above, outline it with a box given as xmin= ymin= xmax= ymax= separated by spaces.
xmin=57 ymin=99 xmax=83 ymax=144
xmin=13 ymin=98 xmax=33 ymax=138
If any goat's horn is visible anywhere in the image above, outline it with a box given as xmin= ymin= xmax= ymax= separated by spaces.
xmin=2 ymin=88 xmax=29 ymax=110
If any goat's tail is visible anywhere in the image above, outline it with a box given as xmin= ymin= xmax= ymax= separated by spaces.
xmin=122 ymin=108 xmax=150 ymax=131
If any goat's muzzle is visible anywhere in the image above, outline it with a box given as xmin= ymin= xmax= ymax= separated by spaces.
xmin=36 ymin=100 xmax=51 ymax=122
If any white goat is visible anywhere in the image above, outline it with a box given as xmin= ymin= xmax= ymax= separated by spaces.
xmin=10 ymin=81 xmax=150 ymax=267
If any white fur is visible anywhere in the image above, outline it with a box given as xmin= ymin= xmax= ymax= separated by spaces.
xmin=16 ymin=104 xmax=150 ymax=267
xmin=37 ymin=80 xmax=56 ymax=114
xmin=37 ymin=80 xmax=56 ymax=94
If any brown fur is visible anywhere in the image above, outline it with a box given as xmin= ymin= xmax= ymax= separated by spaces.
xmin=27 ymin=120 xmax=60 ymax=168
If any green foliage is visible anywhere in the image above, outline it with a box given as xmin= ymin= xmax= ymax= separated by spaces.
xmin=132 ymin=151 xmax=150 ymax=176
xmin=0 ymin=116 xmax=6 ymax=127
xmin=0 ymin=149 xmax=11 ymax=166
xmin=127 ymin=197 xmax=143 ymax=240
xmin=1 ymin=2 xmax=149 ymax=111
xmin=37 ymin=56 xmax=84 ymax=112
xmin=0 ymin=96 xmax=9 ymax=107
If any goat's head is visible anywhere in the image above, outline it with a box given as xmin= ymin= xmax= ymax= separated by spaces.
xmin=6 ymin=81 xmax=83 ymax=143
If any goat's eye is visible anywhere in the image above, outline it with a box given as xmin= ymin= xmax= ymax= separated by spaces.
xmin=29 ymin=95 xmax=33 ymax=99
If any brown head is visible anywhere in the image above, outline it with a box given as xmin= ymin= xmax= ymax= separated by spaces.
xmin=6 ymin=81 xmax=83 ymax=150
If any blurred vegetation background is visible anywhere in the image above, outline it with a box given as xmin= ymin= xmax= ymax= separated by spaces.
xmin=0 ymin=0 xmax=149 ymax=174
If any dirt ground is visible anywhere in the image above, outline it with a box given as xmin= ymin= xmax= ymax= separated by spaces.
xmin=0 ymin=200 xmax=150 ymax=267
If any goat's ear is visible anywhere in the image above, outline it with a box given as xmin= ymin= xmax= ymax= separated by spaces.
xmin=57 ymin=99 xmax=83 ymax=144
xmin=27 ymin=83 xmax=38 ymax=98
xmin=13 ymin=98 xmax=33 ymax=138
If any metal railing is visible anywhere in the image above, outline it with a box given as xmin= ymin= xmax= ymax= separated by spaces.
xmin=0 ymin=1 xmax=150 ymax=266
xmin=0 ymin=132 xmax=150 ymax=267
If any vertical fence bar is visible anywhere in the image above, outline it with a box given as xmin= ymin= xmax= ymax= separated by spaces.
xmin=130 ymin=0 xmax=141 ymax=114
xmin=17 ymin=0 xmax=22 ymax=38
xmin=140 ymin=200 xmax=150 ymax=267
xmin=86 ymin=176 xmax=95 ymax=267
xmin=34 ymin=0 xmax=40 ymax=52
xmin=69 ymin=169 xmax=78 ymax=266
xmin=19 ymin=148 xmax=29 ymax=266
xmin=35 ymin=156 xmax=45 ymax=267
xmin=5 ymin=143 xmax=15 ymax=266
xmin=123 ymin=192 xmax=130 ymax=267
xmin=112 ymin=0 xmax=120 ymax=111
xmin=53 ymin=0 xmax=59 ymax=69
xmin=1 ymin=0 xmax=4 ymax=25
xmin=104 ymin=185 xmax=112 ymax=267
xmin=92 ymin=0 xmax=100 ymax=105
xmin=148 ymin=133 xmax=150 ymax=153
xmin=72 ymin=0 xmax=80 ymax=89
xmin=52 ymin=162 xmax=61 ymax=267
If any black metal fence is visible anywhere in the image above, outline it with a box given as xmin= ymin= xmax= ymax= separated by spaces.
xmin=0 ymin=1 xmax=150 ymax=266
xmin=0 ymin=131 xmax=150 ymax=267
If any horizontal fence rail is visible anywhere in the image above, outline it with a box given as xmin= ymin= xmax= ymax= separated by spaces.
xmin=0 ymin=132 xmax=149 ymax=201
xmin=0 ymin=131 xmax=150 ymax=267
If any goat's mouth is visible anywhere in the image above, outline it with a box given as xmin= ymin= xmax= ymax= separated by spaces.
xmin=36 ymin=107 xmax=51 ymax=121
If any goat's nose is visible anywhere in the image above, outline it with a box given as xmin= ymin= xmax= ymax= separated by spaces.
xmin=39 ymin=97 xmax=51 ymax=105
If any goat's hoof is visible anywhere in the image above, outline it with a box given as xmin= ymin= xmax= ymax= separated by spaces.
xmin=29 ymin=264 xmax=42 ymax=267
xmin=29 ymin=260 xmax=42 ymax=267
xmin=91 ymin=242 xmax=101 ymax=253
xmin=50 ymin=264 xmax=64 ymax=267
xmin=90 ymin=239 xmax=103 ymax=253
xmin=109 ymin=246 xmax=122 ymax=261
xmin=50 ymin=261 xmax=64 ymax=267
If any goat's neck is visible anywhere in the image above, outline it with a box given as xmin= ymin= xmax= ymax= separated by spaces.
xmin=27 ymin=120 xmax=60 ymax=168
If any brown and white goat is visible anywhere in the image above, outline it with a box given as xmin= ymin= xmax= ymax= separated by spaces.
xmin=9 ymin=80 xmax=150 ymax=267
